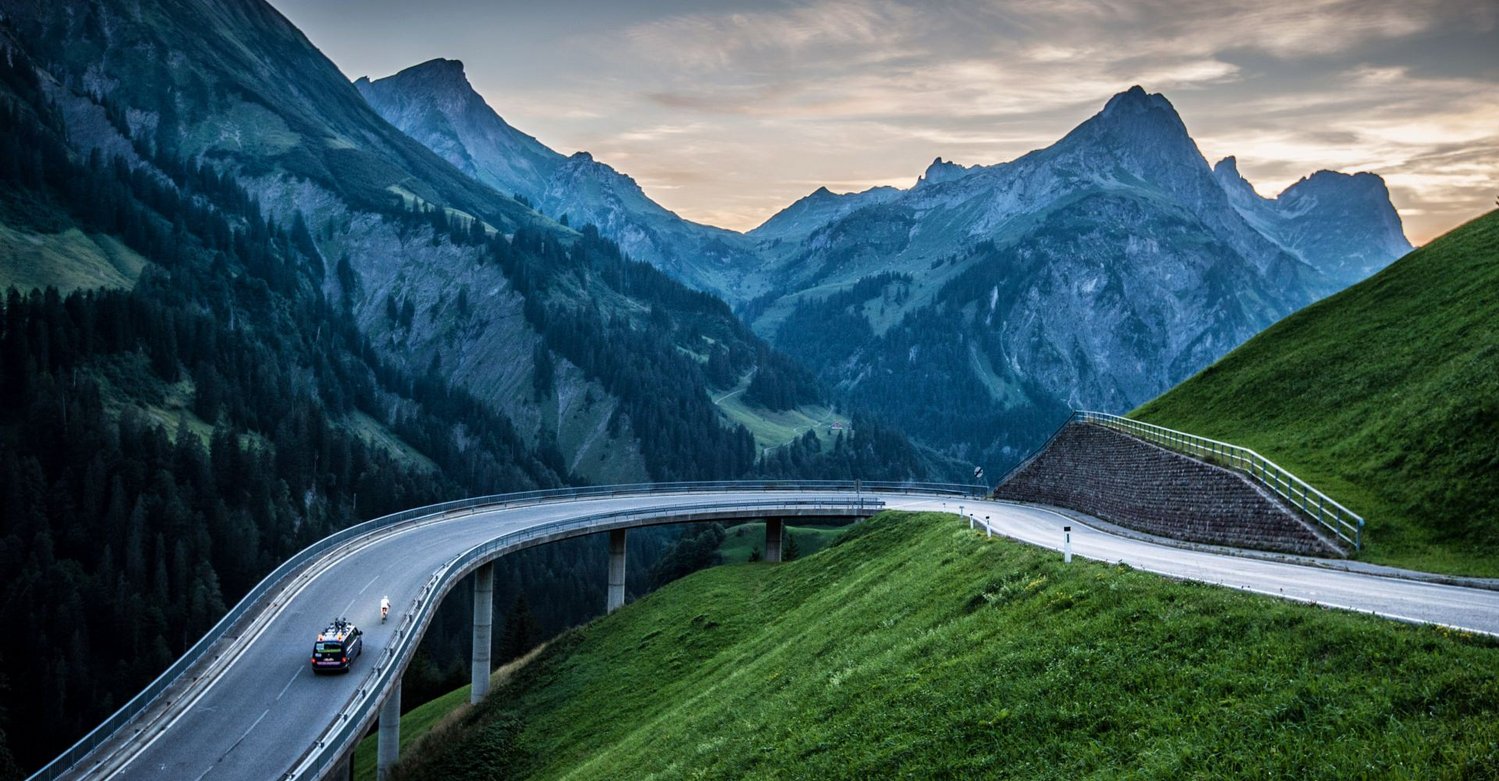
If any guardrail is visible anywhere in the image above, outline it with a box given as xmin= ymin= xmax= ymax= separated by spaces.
xmin=1071 ymin=411 xmax=1364 ymax=550
xmin=289 ymin=496 xmax=884 ymax=780
xmin=32 ymin=480 xmax=966 ymax=781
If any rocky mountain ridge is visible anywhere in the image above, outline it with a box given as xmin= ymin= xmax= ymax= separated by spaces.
xmin=356 ymin=59 xmax=761 ymax=299
xmin=354 ymin=66 xmax=1412 ymax=472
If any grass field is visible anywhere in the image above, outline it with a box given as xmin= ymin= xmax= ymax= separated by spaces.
xmin=0 ymin=224 xmax=147 ymax=294
xmin=1133 ymin=210 xmax=1499 ymax=576
xmin=712 ymin=375 xmax=849 ymax=451
xmin=391 ymin=511 xmax=1499 ymax=780
xmin=353 ymin=645 xmax=549 ymax=780
xmin=715 ymin=521 xmax=851 ymax=562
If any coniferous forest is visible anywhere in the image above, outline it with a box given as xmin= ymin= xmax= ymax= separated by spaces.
xmin=0 ymin=41 xmax=927 ymax=775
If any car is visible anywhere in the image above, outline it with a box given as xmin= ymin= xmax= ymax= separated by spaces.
xmin=310 ymin=617 xmax=363 ymax=674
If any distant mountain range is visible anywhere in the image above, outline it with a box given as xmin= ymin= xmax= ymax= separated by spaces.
xmin=357 ymin=70 xmax=1412 ymax=468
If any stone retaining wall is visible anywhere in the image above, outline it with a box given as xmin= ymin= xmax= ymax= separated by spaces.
xmin=994 ymin=422 xmax=1345 ymax=557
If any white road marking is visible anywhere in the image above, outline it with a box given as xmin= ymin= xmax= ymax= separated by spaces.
xmin=190 ymin=708 xmax=268 ymax=781
xmin=276 ymin=668 xmax=300 ymax=701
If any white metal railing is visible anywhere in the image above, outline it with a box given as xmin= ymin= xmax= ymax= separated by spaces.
xmin=288 ymin=496 xmax=884 ymax=780
xmin=1073 ymin=410 xmax=1364 ymax=549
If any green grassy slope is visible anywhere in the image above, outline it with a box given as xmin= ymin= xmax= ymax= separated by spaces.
xmin=716 ymin=521 xmax=850 ymax=563
xmin=394 ymin=512 xmax=1499 ymax=780
xmin=0 ymin=225 xmax=148 ymax=294
xmin=1133 ymin=210 xmax=1499 ymax=576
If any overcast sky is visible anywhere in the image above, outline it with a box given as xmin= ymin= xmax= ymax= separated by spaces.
xmin=269 ymin=0 xmax=1496 ymax=243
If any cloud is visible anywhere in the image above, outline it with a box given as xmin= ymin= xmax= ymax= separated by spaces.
xmin=447 ymin=0 xmax=1497 ymax=240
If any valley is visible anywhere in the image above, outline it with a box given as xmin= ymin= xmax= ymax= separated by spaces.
xmin=0 ymin=0 xmax=1492 ymax=779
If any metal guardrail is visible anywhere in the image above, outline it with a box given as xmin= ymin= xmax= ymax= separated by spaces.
xmin=289 ymin=496 xmax=884 ymax=780
xmin=1072 ymin=411 xmax=1365 ymax=550
xmin=31 ymin=480 xmax=968 ymax=781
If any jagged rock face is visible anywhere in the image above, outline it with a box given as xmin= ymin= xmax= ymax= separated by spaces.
xmin=1 ymin=0 xmax=656 ymax=482
xmin=356 ymin=60 xmax=761 ymax=300
xmin=749 ymin=87 xmax=1409 ymax=468
xmin=913 ymin=157 xmax=973 ymax=189
xmin=354 ymin=59 xmax=558 ymax=202
xmin=352 ymin=60 xmax=1410 ymax=470
xmin=1213 ymin=156 xmax=1412 ymax=286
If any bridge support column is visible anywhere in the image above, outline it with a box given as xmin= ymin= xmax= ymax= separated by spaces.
xmin=471 ymin=561 xmax=494 ymax=704
xmin=765 ymin=518 xmax=783 ymax=563
xmin=607 ymin=528 xmax=627 ymax=613
xmin=376 ymin=680 xmax=402 ymax=781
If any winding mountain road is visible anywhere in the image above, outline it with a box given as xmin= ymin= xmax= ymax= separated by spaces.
xmin=38 ymin=487 xmax=1499 ymax=781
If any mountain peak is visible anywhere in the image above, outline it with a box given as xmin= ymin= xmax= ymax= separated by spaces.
xmin=915 ymin=156 xmax=972 ymax=189
xmin=367 ymin=58 xmax=474 ymax=95
xmin=1101 ymin=85 xmax=1177 ymax=118
xmin=409 ymin=57 xmax=467 ymax=77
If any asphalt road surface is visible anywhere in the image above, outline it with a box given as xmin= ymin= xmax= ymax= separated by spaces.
xmin=892 ymin=497 xmax=1499 ymax=636
xmin=56 ymin=491 xmax=1499 ymax=780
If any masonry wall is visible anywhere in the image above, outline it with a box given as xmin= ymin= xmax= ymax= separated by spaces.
xmin=994 ymin=422 xmax=1344 ymax=557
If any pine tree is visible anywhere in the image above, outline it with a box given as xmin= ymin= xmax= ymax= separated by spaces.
xmin=783 ymin=532 xmax=801 ymax=562
xmin=500 ymin=594 xmax=541 ymax=662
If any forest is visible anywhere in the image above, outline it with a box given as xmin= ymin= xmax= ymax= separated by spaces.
xmin=775 ymin=265 xmax=1072 ymax=472
xmin=0 ymin=45 xmax=928 ymax=775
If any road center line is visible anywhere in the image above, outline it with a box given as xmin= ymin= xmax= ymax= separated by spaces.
xmin=192 ymin=708 xmax=269 ymax=781
xmin=276 ymin=668 xmax=301 ymax=701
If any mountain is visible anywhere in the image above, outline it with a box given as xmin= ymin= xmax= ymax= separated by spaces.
xmin=353 ymin=58 xmax=558 ymax=203
xmin=1 ymin=0 xmax=925 ymax=487
xmin=749 ymin=184 xmax=903 ymax=245
xmin=0 ymin=2 xmax=938 ymax=771
xmin=1134 ymin=210 xmax=1498 ymax=577
xmin=738 ymin=87 xmax=1410 ymax=470
xmin=355 ymin=59 xmax=762 ymax=299
xmin=1213 ymin=156 xmax=1412 ymax=286
xmin=0 ymin=34 xmax=587 ymax=769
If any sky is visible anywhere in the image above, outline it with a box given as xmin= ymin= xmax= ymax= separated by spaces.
xmin=269 ymin=0 xmax=1497 ymax=244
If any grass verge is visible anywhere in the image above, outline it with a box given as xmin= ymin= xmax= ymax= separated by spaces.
xmin=392 ymin=511 xmax=1499 ymax=780
xmin=1133 ymin=210 xmax=1498 ymax=576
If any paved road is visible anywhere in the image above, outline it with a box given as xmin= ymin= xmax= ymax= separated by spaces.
xmin=890 ymin=497 xmax=1499 ymax=636
xmin=66 ymin=490 xmax=878 ymax=781
xmin=50 ymin=490 xmax=1499 ymax=781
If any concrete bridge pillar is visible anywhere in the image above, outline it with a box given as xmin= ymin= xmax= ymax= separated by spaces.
xmin=471 ymin=561 xmax=494 ymax=704
xmin=376 ymin=679 xmax=402 ymax=781
xmin=765 ymin=518 xmax=784 ymax=563
xmin=607 ymin=528 xmax=627 ymax=613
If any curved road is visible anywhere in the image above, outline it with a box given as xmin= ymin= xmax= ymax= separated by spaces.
xmin=45 ymin=489 xmax=1499 ymax=781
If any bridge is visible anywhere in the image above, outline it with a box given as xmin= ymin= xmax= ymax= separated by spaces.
xmin=32 ymin=482 xmax=1499 ymax=781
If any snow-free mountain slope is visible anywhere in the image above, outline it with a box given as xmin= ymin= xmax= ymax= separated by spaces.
xmin=748 ymin=87 xmax=1410 ymax=471
xmin=356 ymin=59 xmax=762 ymax=299
xmin=1213 ymin=156 xmax=1412 ymax=286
